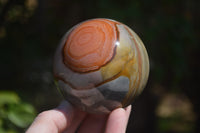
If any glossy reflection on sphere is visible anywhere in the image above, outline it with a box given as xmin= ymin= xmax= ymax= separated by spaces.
xmin=54 ymin=18 xmax=149 ymax=114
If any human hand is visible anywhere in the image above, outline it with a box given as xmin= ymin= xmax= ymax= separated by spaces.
xmin=26 ymin=101 xmax=131 ymax=133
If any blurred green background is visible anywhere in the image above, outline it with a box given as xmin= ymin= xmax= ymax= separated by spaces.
xmin=0 ymin=0 xmax=199 ymax=133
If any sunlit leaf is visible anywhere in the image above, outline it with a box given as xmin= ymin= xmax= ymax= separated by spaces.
xmin=8 ymin=103 xmax=36 ymax=128
xmin=0 ymin=91 xmax=20 ymax=106
xmin=0 ymin=128 xmax=6 ymax=133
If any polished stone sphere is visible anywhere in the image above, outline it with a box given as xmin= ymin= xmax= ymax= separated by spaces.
xmin=53 ymin=18 xmax=149 ymax=114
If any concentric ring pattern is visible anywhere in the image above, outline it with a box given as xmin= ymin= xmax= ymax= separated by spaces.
xmin=63 ymin=19 xmax=118 ymax=72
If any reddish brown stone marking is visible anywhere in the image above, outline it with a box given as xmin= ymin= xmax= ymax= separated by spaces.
xmin=63 ymin=19 xmax=118 ymax=73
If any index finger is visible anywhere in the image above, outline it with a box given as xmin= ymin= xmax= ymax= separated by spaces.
xmin=26 ymin=101 xmax=86 ymax=133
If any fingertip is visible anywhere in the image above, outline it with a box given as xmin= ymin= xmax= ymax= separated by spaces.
xmin=105 ymin=106 xmax=132 ymax=133
xmin=56 ymin=100 xmax=75 ymax=127
xmin=125 ymin=105 xmax=132 ymax=117
xmin=125 ymin=105 xmax=132 ymax=111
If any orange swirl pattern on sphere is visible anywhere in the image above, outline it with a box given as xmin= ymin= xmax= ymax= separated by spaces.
xmin=63 ymin=19 xmax=118 ymax=72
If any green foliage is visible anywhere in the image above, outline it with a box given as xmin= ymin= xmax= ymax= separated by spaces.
xmin=0 ymin=91 xmax=36 ymax=133
xmin=158 ymin=115 xmax=195 ymax=133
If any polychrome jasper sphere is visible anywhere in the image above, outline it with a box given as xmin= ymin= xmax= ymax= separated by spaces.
xmin=53 ymin=18 xmax=149 ymax=114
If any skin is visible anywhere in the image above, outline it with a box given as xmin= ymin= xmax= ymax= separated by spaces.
xmin=26 ymin=101 xmax=132 ymax=133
